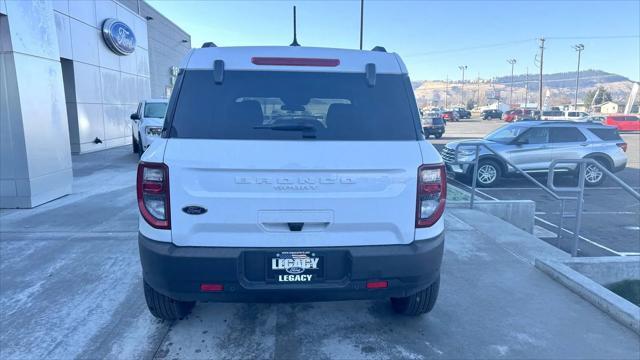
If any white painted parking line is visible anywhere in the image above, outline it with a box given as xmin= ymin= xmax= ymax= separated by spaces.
xmin=539 ymin=211 xmax=638 ymax=215
xmin=619 ymin=252 xmax=640 ymax=256
xmin=533 ymin=217 xmax=624 ymax=256
xmin=448 ymin=178 xmax=626 ymax=257
xmin=534 ymin=225 xmax=558 ymax=238
xmin=480 ymin=187 xmax=640 ymax=191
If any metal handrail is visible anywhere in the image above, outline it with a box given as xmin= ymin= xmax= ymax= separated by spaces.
xmin=452 ymin=143 xmax=574 ymax=206
xmin=548 ymin=158 xmax=640 ymax=200
xmin=450 ymin=143 xmax=639 ymax=256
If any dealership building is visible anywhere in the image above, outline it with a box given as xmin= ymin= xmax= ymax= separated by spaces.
xmin=0 ymin=0 xmax=191 ymax=208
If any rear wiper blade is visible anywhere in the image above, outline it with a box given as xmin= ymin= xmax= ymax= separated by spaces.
xmin=253 ymin=124 xmax=317 ymax=132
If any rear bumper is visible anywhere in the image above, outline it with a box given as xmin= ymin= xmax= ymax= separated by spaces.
xmin=423 ymin=126 xmax=445 ymax=135
xmin=445 ymin=162 xmax=470 ymax=174
xmin=139 ymin=232 xmax=444 ymax=302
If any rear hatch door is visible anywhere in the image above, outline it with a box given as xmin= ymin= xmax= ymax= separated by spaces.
xmin=164 ymin=67 xmax=424 ymax=247
xmin=165 ymin=140 xmax=422 ymax=247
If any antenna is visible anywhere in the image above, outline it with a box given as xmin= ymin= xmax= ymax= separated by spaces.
xmin=290 ymin=6 xmax=300 ymax=46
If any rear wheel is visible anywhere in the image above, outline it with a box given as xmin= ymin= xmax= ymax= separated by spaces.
xmin=143 ymin=281 xmax=195 ymax=321
xmin=132 ymin=133 xmax=139 ymax=153
xmin=137 ymin=132 xmax=144 ymax=158
xmin=583 ymin=158 xmax=608 ymax=187
xmin=391 ymin=277 xmax=440 ymax=316
xmin=476 ymin=160 xmax=501 ymax=187
xmin=435 ymin=133 xmax=443 ymax=139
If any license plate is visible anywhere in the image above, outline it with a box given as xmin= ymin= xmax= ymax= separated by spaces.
xmin=267 ymin=251 xmax=323 ymax=283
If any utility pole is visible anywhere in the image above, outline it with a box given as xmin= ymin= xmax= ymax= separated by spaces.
xmin=573 ymin=44 xmax=585 ymax=110
xmin=359 ymin=0 xmax=364 ymax=50
xmin=507 ymin=59 xmax=517 ymax=108
xmin=524 ymin=67 xmax=529 ymax=108
xmin=458 ymin=65 xmax=467 ymax=106
xmin=477 ymin=73 xmax=481 ymax=106
xmin=538 ymin=37 xmax=545 ymax=111
xmin=444 ymin=75 xmax=449 ymax=108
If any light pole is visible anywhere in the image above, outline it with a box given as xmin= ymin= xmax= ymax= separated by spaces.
xmin=444 ymin=75 xmax=449 ymax=108
xmin=359 ymin=0 xmax=364 ymax=50
xmin=573 ymin=44 xmax=585 ymax=110
xmin=538 ymin=37 xmax=545 ymax=111
xmin=507 ymin=59 xmax=517 ymax=108
xmin=524 ymin=67 xmax=529 ymax=108
xmin=458 ymin=65 xmax=467 ymax=107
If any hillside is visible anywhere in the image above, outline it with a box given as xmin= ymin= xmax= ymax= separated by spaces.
xmin=413 ymin=70 xmax=636 ymax=108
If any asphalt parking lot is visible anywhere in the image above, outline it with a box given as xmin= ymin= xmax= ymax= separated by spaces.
xmin=431 ymin=116 xmax=640 ymax=257
xmin=1 ymin=146 xmax=638 ymax=359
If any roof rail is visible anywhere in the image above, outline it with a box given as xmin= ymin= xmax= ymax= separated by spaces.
xmin=202 ymin=42 xmax=217 ymax=48
xmin=371 ymin=46 xmax=387 ymax=52
xmin=541 ymin=120 xmax=604 ymax=126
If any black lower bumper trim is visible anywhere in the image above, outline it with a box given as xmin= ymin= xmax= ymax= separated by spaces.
xmin=139 ymin=232 xmax=444 ymax=302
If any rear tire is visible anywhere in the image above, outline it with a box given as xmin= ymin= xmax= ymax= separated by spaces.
xmin=137 ymin=132 xmax=144 ymax=158
xmin=476 ymin=159 xmax=501 ymax=187
xmin=435 ymin=133 xmax=443 ymax=139
xmin=132 ymin=133 xmax=140 ymax=153
xmin=391 ymin=277 xmax=440 ymax=316
xmin=143 ymin=281 xmax=195 ymax=321
xmin=583 ymin=158 xmax=608 ymax=187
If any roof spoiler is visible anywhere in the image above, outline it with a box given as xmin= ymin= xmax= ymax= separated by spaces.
xmin=202 ymin=42 xmax=217 ymax=48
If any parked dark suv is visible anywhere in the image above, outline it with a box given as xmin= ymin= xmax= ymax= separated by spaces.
xmin=422 ymin=114 xmax=446 ymax=138
xmin=482 ymin=109 xmax=502 ymax=120
xmin=454 ymin=107 xmax=471 ymax=119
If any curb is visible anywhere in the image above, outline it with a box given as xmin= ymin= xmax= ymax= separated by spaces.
xmin=535 ymin=258 xmax=640 ymax=335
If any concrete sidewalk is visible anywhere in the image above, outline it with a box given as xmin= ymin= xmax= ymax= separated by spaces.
xmin=1 ymin=146 xmax=638 ymax=359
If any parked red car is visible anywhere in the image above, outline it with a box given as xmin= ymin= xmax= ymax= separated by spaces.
xmin=441 ymin=111 xmax=459 ymax=122
xmin=604 ymin=114 xmax=640 ymax=131
xmin=502 ymin=109 xmax=533 ymax=122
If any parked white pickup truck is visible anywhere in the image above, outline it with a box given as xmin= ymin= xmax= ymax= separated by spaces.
xmin=541 ymin=110 xmax=589 ymax=121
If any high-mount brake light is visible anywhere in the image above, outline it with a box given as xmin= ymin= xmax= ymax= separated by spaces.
xmin=366 ymin=280 xmax=388 ymax=289
xmin=251 ymin=57 xmax=340 ymax=67
xmin=137 ymin=162 xmax=171 ymax=229
xmin=416 ymin=164 xmax=446 ymax=227
xmin=200 ymin=283 xmax=224 ymax=292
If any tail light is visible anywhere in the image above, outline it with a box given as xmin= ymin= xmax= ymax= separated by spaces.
xmin=137 ymin=162 xmax=170 ymax=229
xmin=617 ymin=142 xmax=627 ymax=152
xmin=416 ymin=164 xmax=447 ymax=227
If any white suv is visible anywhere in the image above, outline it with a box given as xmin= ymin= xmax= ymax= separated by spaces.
xmin=130 ymin=99 xmax=168 ymax=156
xmin=137 ymin=46 xmax=446 ymax=320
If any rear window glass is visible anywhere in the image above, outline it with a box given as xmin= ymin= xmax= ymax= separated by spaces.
xmin=625 ymin=116 xmax=640 ymax=121
xmin=588 ymin=128 xmax=622 ymax=141
xmin=549 ymin=127 xmax=587 ymax=143
xmin=168 ymin=70 xmax=418 ymax=140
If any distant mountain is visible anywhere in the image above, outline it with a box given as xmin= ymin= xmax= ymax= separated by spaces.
xmin=491 ymin=70 xmax=630 ymax=91
xmin=412 ymin=70 xmax=637 ymax=108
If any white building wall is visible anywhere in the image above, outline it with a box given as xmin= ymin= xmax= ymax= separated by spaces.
xmin=0 ymin=0 xmax=72 ymax=208
xmin=52 ymin=0 xmax=150 ymax=153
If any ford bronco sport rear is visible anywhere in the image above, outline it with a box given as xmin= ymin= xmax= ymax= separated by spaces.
xmin=137 ymin=46 xmax=446 ymax=320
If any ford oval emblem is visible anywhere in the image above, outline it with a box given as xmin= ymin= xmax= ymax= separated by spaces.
xmin=182 ymin=206 xmax=207 ymax=215
xmin=101 ymin=18 xmax=136 ymax=56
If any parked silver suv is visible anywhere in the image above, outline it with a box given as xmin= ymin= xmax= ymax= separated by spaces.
xmin=442 ymin=121 xmax=628 ymax=187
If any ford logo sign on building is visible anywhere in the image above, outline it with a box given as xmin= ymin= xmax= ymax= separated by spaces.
xmin=102 ymin=18 xmax=136 ymax=55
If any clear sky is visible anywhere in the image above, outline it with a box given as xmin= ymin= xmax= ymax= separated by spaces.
xmin=148 ymin=0 xmax=640 ymax=82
